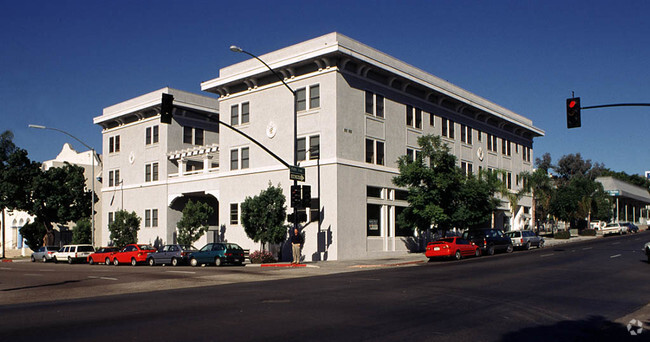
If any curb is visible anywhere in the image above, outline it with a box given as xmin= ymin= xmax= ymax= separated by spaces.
xmin=1 ymin=259 xmax=13 ymax=263
xmin=349 ymin=260 xmax=425 ymax=269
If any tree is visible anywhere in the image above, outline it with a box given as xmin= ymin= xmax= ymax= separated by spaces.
xmin=19 ymin=219 xmax=47 ymax=251
xmin=109 ymin=210 xmax=141 ymax=247
xmin=393 ymin=135 xmax=498 ymax=236
xmin=240 ymin=183 xmax=288 ymax=250
xmin=72 ymin=218 xmax=91 ymax=244
xmin=0 ymin=131 xmax=41 ymax=212
xmin=176 ymin=200 xmax=214 ymax=246
xmin=524 ymin=168 xmax=553 ymax=229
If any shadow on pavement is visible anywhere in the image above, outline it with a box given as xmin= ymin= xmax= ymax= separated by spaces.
xmin=500 ymin=315 xmax=646 ymax=342
xmin=1 ymin=280 xmax=80 ymax=292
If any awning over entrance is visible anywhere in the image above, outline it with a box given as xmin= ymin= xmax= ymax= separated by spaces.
xmin=596 ymin=176 xmax=650 ymax=204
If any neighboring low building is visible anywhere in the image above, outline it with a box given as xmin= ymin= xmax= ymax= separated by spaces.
xmin=94 ymin=33 xmax=544 ymax=261
xmin=596 ymin=176 xmax=650 ymax=224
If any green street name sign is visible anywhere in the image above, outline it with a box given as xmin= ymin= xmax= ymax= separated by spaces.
xmin=289 ymin=166 xmax=305 ymax=182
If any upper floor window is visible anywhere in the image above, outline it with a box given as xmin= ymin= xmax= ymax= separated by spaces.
xmin=365 ymin=91 xmax=384 ymax=118
xmin=461 ymin=161 xmax=473 ymax=176
xmin=406 ymin=105 xmax=422 ymax=129
xmin=442 ymin=118 xmax=455 ymax=139
xmin=487 ymin=134 xmax=498 ymax=152
xmin=230 ymin=102 xmax=250 ymax=126
xmin=502 ymin=139 xmax=511 ymax=156
xmin=430 ymin=113 xmax=436 ymax=127
xmin=144 ymin=209 xmax=158 ymax=228
xmin=145 ymin=162 xmax=159 ymax=182
xmin=523 ymin=146 xmax=531 ymax=162
xmin=460 ymin=125 xmax=472 ymax=145
xmin=145 ymin=125 xmax=159 ymax=145
xmin=109 ymin=135 xmax=120 ymax=153
xmin=230 ymin=203 xmax=239 ymax=225
xmin=230 ymin=147 xmax=250 ymax=170
xmin=297 ymin=135 xmax=321 ymax=161
xmin=108 ymin=169 xmax=120 ymax=187
xmin=183 ymin=126 xmax=204 ymax=145
xmin=365 ymin=138 xmax=385 ymax=166
xmin=406 ymin=148 xmax=421 ymax=163
xmin=296 ymin=84 xmax=320 ymax=112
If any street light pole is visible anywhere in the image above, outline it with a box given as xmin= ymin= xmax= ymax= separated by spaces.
xmin=230 ymin=46 xmax=300 ymax=238
xmin=28 ymin=124 xmax=100 ymax=247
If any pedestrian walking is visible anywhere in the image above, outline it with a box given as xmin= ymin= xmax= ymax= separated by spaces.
xmin=291 ymin=228 xmax=304 ymax=264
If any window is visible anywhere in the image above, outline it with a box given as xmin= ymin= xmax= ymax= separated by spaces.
xmin=406 ymin=148 xmax=421 ymax=163
xmin=145 ymin=126 xmax=159 ymax=145
xmin=297 ymin=85 xmax=320 ymax=112
xmin=487 ymin=134 xmax=498 ymax=152
xmin=309 ymin=85 xmax=320 ymax=109
xmin=195 ymin=128 xmax=204 ymax=145
xmin=460 ymin=125 xmax=472 ymax=144
xmin=406 ymin=105 xmax=422 ymax=129
xmin=365 ymin=139 xmax=384 ymax=165
xmin=502 ymin=139 xmax=511 ymax=156
xmin=108 ymin=169 xmax=120 ymax=187
xmin=523 ymin=146 xmax=531 ymax=162
xmin=230 ymin=147 xmax=249 ymax=170
xmin=230 ymin=149 xmax=239 ymax=170
xmin=309 ymin=198 xmax=320 ymax=223
xmin=183 ymin=126 xmax=193 ymax=144
xmin=230 ymin=104 xmax=239 ymax=126
xmin=241 ymin=102 xmax=249 ymax=124
xmin=109 ymin=135 xmax=120 ymax=153
xmin=477 ymin=129 xmax=482 ymax=142
xmin=230 ymin=203 xmax=239 ymax=225
xmin=507 ymin=172 xmax=512 ymax=189
xmin=461 ymin=161 xmax=473 ymax=176
xmin=144 ymin=209 xmax=158 ymax=228
xmin=365 ymin=91 xmax=384 ymax=118
xmin=145 ymin=162 xmax=159 ymax=182
xmin=298 ymin=135 xmax=320 ymax=161
xmin=108 ymin=212 xmax=114 ymax=227
xmin=442 ymin=119 xmax=455 ymax=138
xmin=430 ymin=113 xmax=435 ymax=127
xmin=367 ymin=186 xmax=382 ymax=198
xmin=231 ymin=102 xmax=250 ymax=125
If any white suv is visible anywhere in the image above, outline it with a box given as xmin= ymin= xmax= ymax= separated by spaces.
xmin=52 ymin=245 xmax=95 ymax=264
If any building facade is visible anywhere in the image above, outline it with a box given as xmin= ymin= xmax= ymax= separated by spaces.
xmin=95 ymin=33 xmax=543 ymax=261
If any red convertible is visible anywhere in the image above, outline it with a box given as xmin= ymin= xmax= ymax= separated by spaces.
xmin=425 ymin=237 xmax=481 ymax=261
xmin=110 ymin=244 xmax=157 ymax=266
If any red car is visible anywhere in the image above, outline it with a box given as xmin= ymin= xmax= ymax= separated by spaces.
xmin=87 ymin=247 xmax=120 ymax=265
xmin=425 ymin=237 xmax=481 ymax=261
xmin=110 ymin=244 xmax=157 ymax=266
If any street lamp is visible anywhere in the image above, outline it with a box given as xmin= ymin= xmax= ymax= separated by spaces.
xmin=230 ymin=45 xmax=300 ymax=236
xmin=28 ymin=124 xmax=101 ymax=247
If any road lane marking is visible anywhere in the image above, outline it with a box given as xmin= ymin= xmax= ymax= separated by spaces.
xmin=166 ymin=271 xmax=196 ymax=274
xmin=610 ymin=254 xmax=622 ymax=259
xmin=39 ymin=269 xmax=55 ymax=272
xmin=541 ymin=253 xmax=555 ymax=258
xmin=88 ymin=276 xmax=118 ymax=281
xmin=582 ymin=247 xmax=593 ymax=250
xmin=612 ymin=242 xmax=621 ymax=245
xmin=24 ymin=274 xmax=43 ymax=276
xmin=1 ymin=267 xmax=12 ymax=270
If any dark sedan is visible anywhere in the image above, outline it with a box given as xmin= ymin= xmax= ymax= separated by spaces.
xmin=147 ymin=244 xmax=197 ymax=266
xmin=462 ymin=228 xmax=513 ymax=255
xmin=189 ymin=242 xmax=245 ymax=267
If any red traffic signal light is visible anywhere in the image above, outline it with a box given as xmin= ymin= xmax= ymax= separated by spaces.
xmin=566 ymin=97 xmax=581 ymax=128
xmin=291 ymin=185 xmax=302 ymax=208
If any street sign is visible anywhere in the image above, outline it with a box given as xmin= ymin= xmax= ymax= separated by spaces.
xmin=606 ymin=190 xmax=620 ymax=196
xmin=289 ymin=166 xmax=305 ymax=182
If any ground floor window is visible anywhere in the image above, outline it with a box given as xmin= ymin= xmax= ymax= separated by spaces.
xmin=367 ymin=204 xmax=381 ymax=237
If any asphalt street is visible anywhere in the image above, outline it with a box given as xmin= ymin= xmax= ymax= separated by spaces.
xmin=1 ymin=232 xmax=649 ymax=342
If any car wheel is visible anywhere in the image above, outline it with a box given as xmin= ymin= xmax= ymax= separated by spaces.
xmin=487 ymin=246 xmax=495 ymax=256
xmin=53 ymin=256 xmax=58 ymax=263
xmin=31 ymin=255 xmax=35 ymax=262
xmin=215 ymin=257 xmax=223 ymax=267
xmin=113 ymin=258 xmax=119 ymax=266
xmin=474 ymin=248 xmax=481 ymax=257
xmin=131 ymin=258 xmax=137 ymax=266
xmin=506 ymin=244 xmax=514 ymax=253
xmin=42 ymin=256 xmax=47 ymax=263
xmin=454 ymin=250 xmax=462 ymax=261
xmin=524 ymin=242 xmax=531 ymax=250
xmin=89 ymin=258 xmax=95 ymax=265
xmin=105 ymin=257 xmax=111 ymax=265
xmin=190 ymin=258 xmax=198 ymax=267
xmin=148 ymin=258 xmax=155 ymax=266
xmin=171 ymin=258 xmax=178 ymax=267
xmin=68 ymin=257 xmax=73 ymax=264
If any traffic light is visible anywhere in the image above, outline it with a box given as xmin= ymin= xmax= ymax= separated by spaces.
xmin=291 ymin=185 xmax=302 ymax=208
xmin=160 ymin=93 xmax=174 ymax=124
xmin=566 ymin=97 xmax=581 ymax=128
xmin=301 ymin=185 xmax=311 ymax=208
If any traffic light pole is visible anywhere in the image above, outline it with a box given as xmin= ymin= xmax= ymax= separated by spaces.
xmin=580 ymin=103 xmax=650 ymax=110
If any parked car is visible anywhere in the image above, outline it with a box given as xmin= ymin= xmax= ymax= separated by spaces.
xmin=147 ymin=244 xmax=198 ymax=266
xmin=31 ymin=246 xmax=59 ymax=262
xmin=189 ymin=242 xmax=245 ymax=267
xmin=505 ymin=230 xmax=545 ymax=250
xmin=601 ymin=222 xmax=627 ymax=236
xmin=622 ymin=222 xmax=639 ymax=234
xmin=110 ymin=244 xmax=157 ymax=266
xmin=644 ymin=242 xmax=650 ymax=262
xmin=87 ymin=247 xmax=120 ymax=265
xmin=462 ymin=229 xmax=513 ymax=255
xmin=425 ymin=237 xmax=481 ymax=261
xmin=52 ymin=245 xmax=95 ymax=264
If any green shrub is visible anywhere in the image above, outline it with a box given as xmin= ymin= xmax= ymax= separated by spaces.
xmin=554 ymin=230 xmax=571 ymax=239
xmin=579 ymin=229 xmax=597 ymax=236
xmin=249 ymin=250 xmax=276 ymax=264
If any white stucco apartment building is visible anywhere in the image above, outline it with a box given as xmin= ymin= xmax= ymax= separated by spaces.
xmin=94 ymin=33 xmax=543 ymax=261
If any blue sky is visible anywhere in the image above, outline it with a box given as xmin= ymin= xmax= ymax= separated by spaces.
xmin=2 ymin=0 xmax=648 ymax=175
